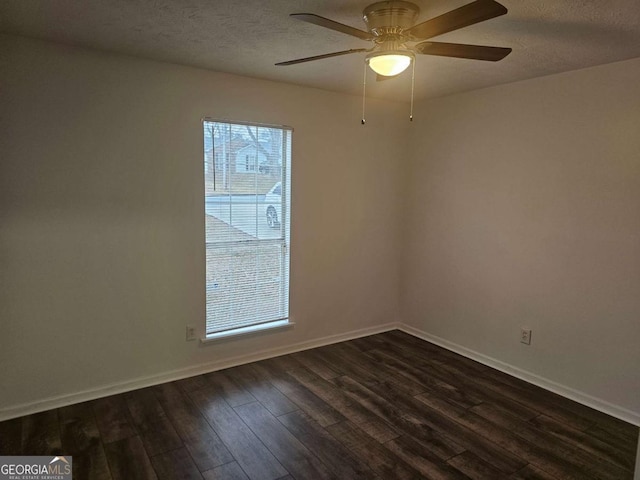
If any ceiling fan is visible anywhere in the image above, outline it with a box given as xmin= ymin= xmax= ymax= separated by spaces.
xmin=276 ymin=0 xmax=511 ymax=78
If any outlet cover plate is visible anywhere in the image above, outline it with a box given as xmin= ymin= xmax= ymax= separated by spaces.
xmin=186 ymin=325 xmax=196 ymax=341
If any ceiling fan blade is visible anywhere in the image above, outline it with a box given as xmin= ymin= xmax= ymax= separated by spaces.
xmin=415 ymin=41 xmax=511 ymax=61
xmin=275 ymin=49 xmax=368 ymax=66
xmin=291 ymin=13 xmax=373 ymax=40
xmin=405 ymin=0 xmax=507 ymax=40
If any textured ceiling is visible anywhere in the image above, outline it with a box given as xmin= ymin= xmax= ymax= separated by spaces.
xmin=1 ymin=0 xmax=640 ymax=102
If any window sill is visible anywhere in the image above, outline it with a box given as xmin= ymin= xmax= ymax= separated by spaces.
xmin=200 ymin=319 xmax=294 ymax=344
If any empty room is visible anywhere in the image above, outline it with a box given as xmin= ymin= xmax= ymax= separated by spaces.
xmin=1 ymin=1 xmax=639 ymax=479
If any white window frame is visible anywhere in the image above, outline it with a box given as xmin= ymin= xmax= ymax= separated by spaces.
xmin=202 ymin=119 xmax=293 ymax=342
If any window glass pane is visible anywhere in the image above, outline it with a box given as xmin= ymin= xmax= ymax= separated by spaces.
xmin=203 ymin=121 xmax=291 ymax=335
xmin=205 ymin=242 xmax=286 ymax=333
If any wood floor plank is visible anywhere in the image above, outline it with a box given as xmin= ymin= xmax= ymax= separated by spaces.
xmin=189 ymin=389 xmax=287 ymax=480
xmin=365 ymin=383 xmax=527 ymax=474
xmin=430 ymin=360 xmax=596 ymax=433
xmin=285 ymin=367 xmax=400 ymax=443
xmin=313 ymin=344 xmax=382 ymax=388
xmin=326 ymin=421 xmax=424 ymax=480
xmin=250 ymin=363 xmax=345 ymax=427
xmin=21 ymin=409 xmax=62 ymax=455
xmin=326 ymin=343 xmax=427 ymax=396
xmin=322 ymin=343 xmax=427 ymax=397
xmin=415 ymin=393 xmax=603 ymax=480
xmin=356 ymin=332 xmax=414 ymax=353
xmin=124 ymin=388 xmax=183 ymax=456
xmin=330 ymin=375 xmax=406 ymax=422
xmin=509 ymin=464 xmax=560 ymax=479
xmin=331 ymin=375 xmax=466 ymax=460
xmin=447 ymin=450 xmax=508 ymax=479
xmin=344 ymin=334 xmax=391 ymax=352
xmin=482 ymin=367 xmax=639 ymax=439
xmin=59 ymin=402 xmax=101 ymax=453
xmin=529 ymin=413 xmax=636 ymax=471
xmin=104 ymin=435 xmax=157 ymax=480
xmin=152 ymin=382 xmax=233 ymax=471
xmin=176 ymin=375 xmax=210 ymax=393
xmin=585 ymin=423 xmax=639 ymax=456
xmin=278 ymin=409 xmax=377 ymax=479
xmin=0 ymin=417 xmax=22 ymax=455
xmin=231 ymin=364 xmax=299 ymax=417
xmin=368 ymin=347 xmax=539 ymax=421
xmin=59 ymin=402 xmax=112 ymax=480
xmin=385 ymin=330 xmax=489 ymax=374
xmin=365 ymin=348 xmax=485 ymax=410
xmin=234 ymin=402 xmax=334 ymax=480
xmin=469 ymin=403 xmax=633 ymax=480
xmin=203 ymin=370 xmax=256 ymax=407
xmin=384 ymin=435 xmax=470 ymax=480
xmin=150 ymin=447 xmax=202 ymax=480
xmin=91 ymin=394 xmax=137 ymax=444
xmin=590 ymin=414 xmax=639 ymax=441
xmin=289 ymin=350 xmax=342 ymax=380
xmin=69 ymin=449 xmax=113 ymax=480
xmin=479 ymin=368 xmax=596 ymax=431
xmin=202 ymin=462 xmax=249 ymax=480
xmin=260 ymin=354 xmax=309 ymax=376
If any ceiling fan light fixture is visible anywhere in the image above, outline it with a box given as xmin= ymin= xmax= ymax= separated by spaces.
xmin=366 ymin=51 xmax=413 ymax=77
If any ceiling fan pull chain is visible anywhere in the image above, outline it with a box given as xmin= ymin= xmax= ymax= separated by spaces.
xmin=361 ymin=62 xmax=367 ymax=125
xmin=410 ymin=59 xmax=415 ymax=122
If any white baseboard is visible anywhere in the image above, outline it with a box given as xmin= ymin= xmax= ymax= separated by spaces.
xmin=0 ymin=322 xmax=399 ymax=422
xmin=399 ymin=324 xmax=640 ymax=427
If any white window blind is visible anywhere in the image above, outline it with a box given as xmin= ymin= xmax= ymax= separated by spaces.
xmin=203 ymin=120 xmax=291 ymax=337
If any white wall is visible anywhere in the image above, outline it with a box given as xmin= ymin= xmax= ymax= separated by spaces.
xmin=402 ymin=57 xmax=640 ymax=417
xmin=0 ymin=34 xmax=407 ymax=415
xmin=2 ymin=32 xmax=639 ymax=426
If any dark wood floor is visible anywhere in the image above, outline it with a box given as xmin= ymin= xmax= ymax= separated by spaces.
xmin=0 ymin=330 xmax=638 ymax=480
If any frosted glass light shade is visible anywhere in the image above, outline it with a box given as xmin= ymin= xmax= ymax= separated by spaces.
xmin=367 ymin=53 xmax=412 ymax=76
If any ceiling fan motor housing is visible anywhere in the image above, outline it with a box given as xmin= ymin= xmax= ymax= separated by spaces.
xmin=363 ymin=1 xmax=420 ymax=37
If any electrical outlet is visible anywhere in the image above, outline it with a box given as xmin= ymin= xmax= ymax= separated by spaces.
xmin=186 ymin=324 xmax=196 ymax=341
xmin=521 ymin=328 xmax=532 ymax=345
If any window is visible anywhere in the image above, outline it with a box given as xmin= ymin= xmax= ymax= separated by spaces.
xmin=203 ymin=120 xmax=292 ymax=339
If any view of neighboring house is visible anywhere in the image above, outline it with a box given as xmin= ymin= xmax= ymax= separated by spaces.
xmin=235 ymin=144 xmax=266 ymax=173
xmin=204 ymin=124 xmax=282 ymax=195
